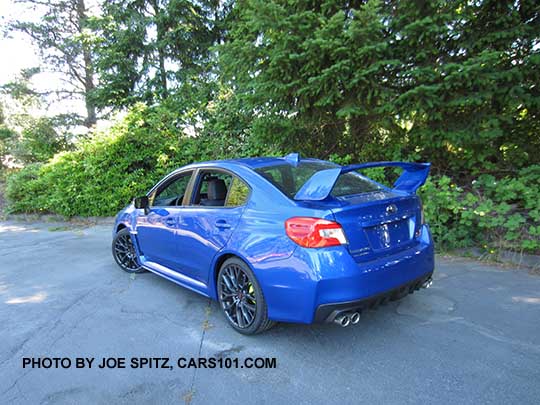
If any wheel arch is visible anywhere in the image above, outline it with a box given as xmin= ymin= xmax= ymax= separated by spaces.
xmin=115 ymin=223 xmax=128 ymax=233
xmin=210 ymin=251 xmax=254 ymax=300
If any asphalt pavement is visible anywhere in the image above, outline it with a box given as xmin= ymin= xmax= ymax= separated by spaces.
xmin=1 ymin=221 xmax=539 ymax=404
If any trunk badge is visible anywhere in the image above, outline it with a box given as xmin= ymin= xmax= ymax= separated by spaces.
xmin=380 ymin=224 xmax=391 ymax=247
xmin=386 ymin=204 xmax=398 ymax=214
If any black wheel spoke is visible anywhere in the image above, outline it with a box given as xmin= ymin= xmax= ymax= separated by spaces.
xmin=221 ymin=299 xmax=235 ymax=311
xmin=229 ymin=268 xmax=239 ymax=289
xmin=220 ymin=290 xmax=235 ymax=298
xmin=243 ymin=301 xmax=256 ymax=312
xmin=240 ymin=304 xmax=251 ymax=322
xmin=236 ymin=304 xmax=245 ymax=328
xmin=222 ymin=274 xmax=235 ymax=292
xmin=114 ymin=234 xmax=140 ymax=271
xmin=219 ymin=264 xmax=257 ymax=329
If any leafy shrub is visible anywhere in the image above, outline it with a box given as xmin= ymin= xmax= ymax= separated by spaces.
xmin=4 ymin=163 xmax=47 ymax=213
xmin=12 ymin=117 xmax=72 ymax=163
xmin=6 ymin=104 xmax=217 ymax=216
xmin=420 ymin=167 xmax=540 ymax=254
xmin=5 ymin=102 xmax=539 ymax=255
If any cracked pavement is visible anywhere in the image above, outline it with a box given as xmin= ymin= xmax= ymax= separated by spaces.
xmin=1 ymin=221 xmax=539 ymax=404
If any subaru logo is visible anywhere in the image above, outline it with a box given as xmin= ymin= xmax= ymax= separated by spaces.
xmin=386 ymin=204 xmax=398 ymax=214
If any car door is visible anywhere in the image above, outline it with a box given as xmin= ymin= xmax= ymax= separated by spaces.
xmin=173 ymin=169 xmax=251 ymax=284
xmin=135 ymin=170 xmax=195 ymax=271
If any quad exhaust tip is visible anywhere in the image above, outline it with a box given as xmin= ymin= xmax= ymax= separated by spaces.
xmin=422 ymin=277 xmax=433 ymax=289
xmin=350 ymin=312 xmax=360 ymax=324
xmin=335 ymin=314 xmax=350 ymax=327
xmin=334 ymin=311 xmax=360 ymax=327
xmin=333 ymin=278 xmax=432 ymax=327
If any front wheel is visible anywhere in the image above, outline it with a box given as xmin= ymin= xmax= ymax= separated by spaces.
xmin=112 ymin=228 xmax=145 ymax=273
xmin=217 ymin=258 xmax=275 ymax=335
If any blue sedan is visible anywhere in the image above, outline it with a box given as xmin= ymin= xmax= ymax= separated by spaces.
xmin=112 ymin=153 xmax=434 ymax=334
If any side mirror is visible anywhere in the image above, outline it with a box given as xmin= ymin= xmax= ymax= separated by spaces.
xmin=133 ymin=196 xmax=149 ymax=214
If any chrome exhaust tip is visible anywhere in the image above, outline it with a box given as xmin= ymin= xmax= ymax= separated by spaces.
xmin=350 ymin=312 xmax=360 ymax=324
xmin=422 ymin=277 xmax=433 ymax=289
xmin=334 ymin=314 xmax=350 ymax=327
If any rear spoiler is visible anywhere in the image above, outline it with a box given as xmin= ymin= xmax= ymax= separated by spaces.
xmin=294 ymin=161 xmax=431 ymax=201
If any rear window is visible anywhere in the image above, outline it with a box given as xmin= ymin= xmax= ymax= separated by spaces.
xmin=256 ymin=162 xmax=382 ymax=199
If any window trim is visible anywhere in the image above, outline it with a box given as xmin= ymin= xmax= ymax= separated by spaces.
xmin=147 ymin=169 xmax=196 ymax=208
xmin=187 ymin=167 xmax=252 ymax=209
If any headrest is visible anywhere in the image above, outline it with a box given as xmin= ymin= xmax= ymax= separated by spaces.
xmin=208 ymin=179 xmax=227 ymax=200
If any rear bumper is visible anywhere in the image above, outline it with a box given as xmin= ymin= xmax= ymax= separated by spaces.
xmin=253 ymin=224 xmax=435 ymax=324
xmin=313 ymin=271 xmax=433 ymax=323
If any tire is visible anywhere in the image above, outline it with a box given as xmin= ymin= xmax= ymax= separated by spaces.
xmin=217 ymin=257 xmax=275 ymax=335
xmin=112 ymin=228 xmax=145 ymax=273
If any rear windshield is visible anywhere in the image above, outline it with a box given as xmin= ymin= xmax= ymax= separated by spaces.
xmin=255 ymin=161 xmax=382 ymax=199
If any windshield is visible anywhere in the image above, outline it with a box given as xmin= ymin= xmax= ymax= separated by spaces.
xmin=255 ymin=161 xmax=382 ymax=199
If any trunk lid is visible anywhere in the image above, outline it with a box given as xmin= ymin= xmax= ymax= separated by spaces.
xmin=331 ymin=193 xmax=422 ymax=263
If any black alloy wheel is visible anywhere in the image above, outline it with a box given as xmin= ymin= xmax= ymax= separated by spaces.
xmin=112 ymin=228 xmax=144 ymax=273
xmin=217 ymin=258 xmax=275 ymax=335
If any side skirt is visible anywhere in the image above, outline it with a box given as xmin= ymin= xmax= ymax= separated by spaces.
xmin=129 ymin=230 xmax=211 ymax=299
xmin=141 ymin=258 xmax=210 ymax=298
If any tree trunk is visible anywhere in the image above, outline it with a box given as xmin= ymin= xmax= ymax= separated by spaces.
xmin=149 ymin=0 xmax=168 ymax=99
xmin=76 ymin=0 xmax=97 ymax=128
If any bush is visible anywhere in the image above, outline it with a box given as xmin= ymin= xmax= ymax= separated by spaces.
xmin=5 ymin=102 xmax=539 ymax=255
xmin=6 ymin=104 xmax=217 ymax=216
xmin=420 ymin=167 xmax=540 ymax=254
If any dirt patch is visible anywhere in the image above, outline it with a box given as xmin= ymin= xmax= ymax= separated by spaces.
xmin=3 ymin=213 xmax=115 ymax=228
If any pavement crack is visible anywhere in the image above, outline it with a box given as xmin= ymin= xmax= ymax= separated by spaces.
xmin=120 ymin=307 xmax=185 ymax=327
xmin=183 ymin=299 xmax=212 ymax=405
xmin=1 ymin=367 xmax=31 ymax=399
xmin=454 ymin=319 xmax=540 ymax=355
xmin=0 ymin=289 xmax=95 ymax=371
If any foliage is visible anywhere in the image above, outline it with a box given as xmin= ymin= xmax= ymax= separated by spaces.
xmin=197 ymin=87 xmax=284 ymax=158
xmin=6 ymin=104 xmax=215 ymax=216
xmin=420 ymin=167 xmax=540 ymax=254
xmin=1 ymin=73 xmax=78 ymax=166
xmin=10 ymin=117 xmax=72 ymax=163
xmin=219 ymin=0 xmax=540 ymax=173
xmin=90 ymin=0 xmax=223 ymax=110
xmin=4 ymin=0 xmax=540 ymax=255
xmin=5 ymin=0 xmax=98 ymax=127
xmin=0 ymin=104 xmax=17 ymax=170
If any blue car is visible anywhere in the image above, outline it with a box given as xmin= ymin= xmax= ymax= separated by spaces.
xmin=112 ymin=153 xmax=434 ymax=334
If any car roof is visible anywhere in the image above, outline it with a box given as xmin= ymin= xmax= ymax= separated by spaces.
xmin=186 ymin=155 xmax=332 ymax=170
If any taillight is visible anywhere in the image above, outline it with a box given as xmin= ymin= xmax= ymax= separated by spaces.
xmin=285 ymin=217 xmax=347 ymax=248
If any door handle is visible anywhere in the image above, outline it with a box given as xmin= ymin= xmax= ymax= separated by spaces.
xmin=149 ymin=208 xmax=170 ymax=217
xmin=165 ymin=217 xmax=176 ymax=227
xmin=215 ymin=219 xmax=231 ymax=229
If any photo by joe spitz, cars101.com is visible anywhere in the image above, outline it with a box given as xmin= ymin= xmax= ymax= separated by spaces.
xmin=112 ymin=153 xmax=434 ymax=335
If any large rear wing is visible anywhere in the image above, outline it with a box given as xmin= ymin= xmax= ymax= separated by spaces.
xmin=294 ymin=161 xmax=431 ymax=201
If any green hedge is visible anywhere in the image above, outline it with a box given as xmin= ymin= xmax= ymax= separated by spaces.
xmin=5 ymin=104 xmax=215 ymax=216
xmin=420 ymin=168 xmax=540 ymax=254
xmin=5 ymin=104 xmax=540 ymax=254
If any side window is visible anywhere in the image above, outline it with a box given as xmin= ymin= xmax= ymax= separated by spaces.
xmin=152 ymin=172 xmax=193 ymax=207
xmin=259 ymin=167 xmax=283 ymax=185
xmin=191 ymin=170 xmax=250 ymax=207
xmin=225 ymin=177 xmax=250 ymax=207
xmin=192 ymin=171 xmax=232 ymax=207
